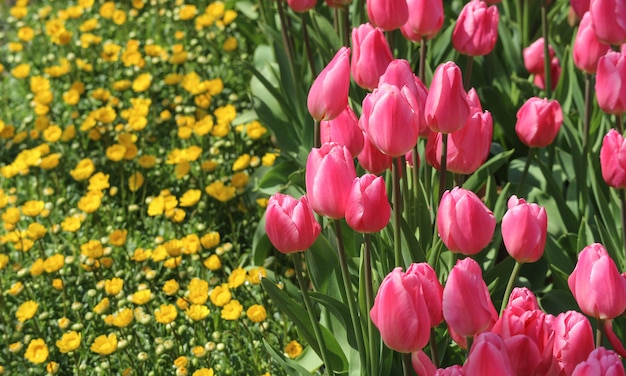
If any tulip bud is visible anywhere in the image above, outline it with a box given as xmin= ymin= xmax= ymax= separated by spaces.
xmin=600 ymin=129 xmax=626 ymax=189
xmin=307 ymin=47 xmax=350 ymax=121
xmin=503 ymin=335 xmax=542 ymax=376
xmin=345 ymin=174 xmax=391 ymax=233
xmin=467 ymin=87 xmax=483 ymax=114
xmin=357 ymin=133 xmax=393 ymax=175
xmin=320 ymin=106 xmax=364 ymax=157
xmin=571 ymin=347 xmax=625 ymax=376
xmin=595 ymin=51 xmax=626 ymax=115
xmin=463 ymin=332 xmax=515 ymax=376
xmin=351 ymin=24 xmax=393 ymax=90
xmin=532 ymin=56 xmax=561 ymax=92
xmin=437 ymin=366 xmax=464 ymax=376
xmin=523 ymin=38 xmax=555 ymax=75
xmin=305 ymin=142 xmax=356 ymax=219
xmin=570 ymin=0 xmax=590 ymax=20
xmin=400 ymin=0 xmax=444 ymax=41
xmin=515 ymin=97 xmax=563 ymax=148
xmin=286 ymin=0 xmax=317 ymax=12
xmin=501 ymin=196 xmax=548 ymax=264
xmin=573 ymin=12 xmax=611 ymax=74
xmin=590 ymin=0 xmax=626 ymax=45
xmin=370 ymin=265 xmax=431 ymax=353
xmin=366 ymin=0 xmax=409 ymax=31
xmin=552 ymin=311 xmax=595 ymax=376
xmin=443 ymin=258 xmax=498 ymax=338
xmin=437 ymin=187 xmax=496 ymax=255
xmin=410 ymin=263 xmax=444 ymax=327
xmin=265 ymin=194 xmax=321 ymax=253
xmin=506 ymin=287 xmax=540 ymax=313
xmin=567 ymin=243 xmax=626 ymax=319
xmin=425 ymin=62 xmax=470 ymax=134
xmin=452 ymin=0 xmax=499 ymax=57
xmin=411 ymin=351 xmax=437 ymax=376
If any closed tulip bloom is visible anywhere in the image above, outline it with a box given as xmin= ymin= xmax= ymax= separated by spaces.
xmin=401 ymin=0 xmax=444 ymax=41
xmin=265 ymin=194 xmax=321 ymax=254
xmin=570 ymin=0 xmax=590 ymax=19
xmin=357 ymin=133 xmax=393 ymax=175
xmin=411 ymin=263 xmax=444 ymax=327
xmin=571 ymin=347 xmax=626 ymax=376
xmin=452 ymin=0 xmax=499 ymax=56
xmin=596 ymin=51 xmax=626 ymax=114
xmin=437 ymin=366 xmax=465 ymax=376
xmin=305 ymin=142 xmax=356 ymax=219
xmin=504 ymin=335 xmax=542 ymax=376
xmin=501 ymin=195 xmax=548 ymax=263
xmin=443 ymin=258 xmax=498 ymax=338
xmin=437 ymin=187 xmax=496 ymax=255
xmin=411 ymin=350 xmax=437 ymax=376
xmin=463 ymin=332 xmax=515 ymax=376
xmin=515 ymin=97 xmax=563 ymax=148
xmin=351 ymin=24 xmax=393 ymax=90
xmin=345 ymin=174 xmax=391 ymax=233
xmin=600 ymin=129 xmax=626 ymax=188
xmin=573 ymin=12 xmax=611 ymax=74
xmin=367 ymin=0 xmax=408 ymax=31
xmin=524 ymin=38 xmax=555 ymax=75
xmin=506 ymin=287 xmax=540 ymax=313
xmin=425 ymin=62 xmax=471 ymax=134
xmin=590 ymin=0 xmax=626 ymax=45
xmin=466 ymin=87 xmax=483 ymax=114
xmin=426 ymin=110 xmax=493 ymax=174
xmin=378 ymin=59 xmax=418 ymax=93
xmin=286 ymin=0 xmax=317 ymax=12
xmin=552 ymin=311 xmax=595 ymax=376
xmin=533 ymin=56 xmax=561 ymax=92
xmin=320 ymin=106 xmax=364 ymax=157
xmin=370 ymin=265 xmax=431 ymax=353
xmin=568 ymin=243 xmax=626 ymax=319
xmin=307 ymin=47 xmax=350 ymax=121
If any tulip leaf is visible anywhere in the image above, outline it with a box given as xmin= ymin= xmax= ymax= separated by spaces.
xmin=252 ymin=214 xmax=271 ymax=266
xmin=262 ymin=340 xmax=314 ymax=375
xmin=256 ymin=159 xmax=302 ymax=194
xmin=309 ymin=291 xmax=357 ymax=349
xmin=539 ymin=289 xmax=579 ymax=316
xmin=464 ymin=149 xmax=514 ymax=192
xmin=306 ymin=233 xmax=342 ymax=296
xmin=261 ymin=278 xmax=349 ymax=372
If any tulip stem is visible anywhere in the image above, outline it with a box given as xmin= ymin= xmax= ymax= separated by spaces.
xmin=500 ymin=261 xmax=522 ymax=315
xmin=342 ymin=8 xmax=350 ymax=48
xmin=582 ymin=74 xmax=593 ymax=153
xmin=596 ymin=318 xmax=606 ymax=348
xmin=412 ymin=145 xmax=421 ymax=230
xmin=302 ymin=12 xmax=317 ymax=78
xmin=393 ymin=157 xmax=404 ymax=267
xmin=314 ymin=119 xmax=321 ymax=149
xmin=292 ymin=252 xmax=335 ymax=375
xmin=617 ymin=114 xmax=624 ymax=134
xmin=419 ymin=37 xmax=427 ymax=82
xmin=438 ymin=133 xmax=449 ymax=200
xmin=517 ymin=148 xmax=534 ymax=195
xmin=364 ymin=234 xmax=379 ymax=376
xmin=619 ymin=189 xmax=626 ymax=268
xmin=402 ymin=352 xmax=413 ymax=376
xmin=463 ymin=56 xmax=474 ymax=91
xmin=541 ymin=0 xmax=552 ymax=98
xmin=429 ymin=327 xmax=440 ymax=367
xmin=334 ymin=220 xmax=367 ymax=372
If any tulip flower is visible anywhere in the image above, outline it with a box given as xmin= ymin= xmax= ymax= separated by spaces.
xmin=265 ymin=194 xmax=321 ymax=254
xmin=351 ymin=24 xmax=393 ymax=90
xmin=411 ymin=351 xmax=437 ymax=376
xmin=286 ymin=0 xmax=317 ymax=12
xmin=573 ymin=12 xmax=611 ymax=74
xmin=570 ymin=0 xmax=590 ymax=19
xmin=533 ymin=56 xmax=561 ymax=92
xmin=366 ymin=0 xmax=408 ymax=31
xmin=552 ymin=311 xmax=595 ymax=376
xmin=523 ymin=38 xmax=555 ymax=75
xmin=571 ymin=347 xmax=626 ymax=376
xmin=467 ymin=87 xmax=483 ymax=114
xmin=378 ymin=59 xmax=418 ymax=93
xmin=400 ymin=0 xmax=444 ymax=41
xmin=345 ymin=174 xmax=391 ymax=233
xmin=307 ymin=47 xmax=350 ymax=121
xmin=370 ymin=265 xmax=431 ymax=353
xmin=590 ymin=0 xmax=626 ymax=45
xmin=425 ymin=62 xmax=470 ymax=134
xmin=320 ymin=106 xmax=364 ymax=157
xmin=568 ymin=243 xmax=626 ymax=320
xmin=411 ymin=263 xmax=444 ymax=327
xmin=515 ymin=97 xmax=563 ymax=148
xmin=504 ymin=335 xmax=542 ymax=376
xmin=600 ymin=129 xmax=626 ymax=189
xmin=357 ymin=133 xmax=393 ymax=175
xmin=443 ymin=258 xmax=498 ymax=338
xmin=463 ymin=332 xmax=515 ymax=376
xmin=595 ymin=51 xmax=626 ymax=115
xmin=437 ymin=366 xmax=465 ymax=376
xmin=305 ymin=142 xmax=356 ymax=219
xmin=506 ymin=287 xmax=541 ymax=313
xmin=437 ymin=187 xmax=496 ymax=255
xmin=501 ymin=196 xmax=548 ymax=264
xmin=452 ymin=0 xmax=499 ymax=57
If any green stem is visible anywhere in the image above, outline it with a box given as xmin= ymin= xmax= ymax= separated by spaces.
xmin=466 ymin=335 xmax=474 ymax=355
xmin=618 ymin=113 xmax=624 ymax=134
xmin=582 ymin=74 xmax=593 ymax=153
xmin=292 ymin=252 xmax=335 ymax=375
xmin=541 ymin=0 xmax=552 ymax=98
xmin=277 ymin=0 xmax=297 ymax=90
xmin=596 ymin=318 xmax=606 ymax=348
xmin=402 ymin=352 xmax=413 ymax=376
xmin=302 ymin=12 xmax=317 ymax=78
xmin=364 ymin=234 xmax=379 ymax=376
xmin=463 ymin=56 xmax=474 ymax=91
xmin=518 ymin=148 xmax=534 ymax=195
xmin=419 ymin=37 xmax=427 ymax=82
xmin=412 ymin=145 xmax=421 ymax=230
xmin=619 ymin=189 xmax=626 ymax=268
xmin=334 ymin=221 xmax=367 ymax=373
xmin=438 ymin=133 xmax=449 ymax=201
xmin=314 ymin=119 xmax=321 ymax=149
xmin=516 ymin=0 xmax=524 ymax=52
xmin=393 ymin=158 xmax=403 ymax=267
xmin=342 ymin=8 xmax=350 ymax=48
xmin=429 ymin=327 xmax=440 ymax=368
xmin=500 ymin=261 xmax=522 ymax=315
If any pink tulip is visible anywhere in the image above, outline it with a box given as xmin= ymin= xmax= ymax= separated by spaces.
xmin=366 ymin=0 xmax=408 ymax=31
xmin=552 ymin=311 xmax=595 ymax=376
xmin=523 ymin=38 xmax=555 ymax=75
xmin=351 ymin=24 xmax=393 ymax=90
xmin=464 ymin=333 xmax=515 ymax=376
xmin=400 ymin=0 xmax=444 ymax=41
xmin=414 ymin=77 xmax=431 ymax=137
xmin=425 ymin=62 xmax=471 ymax=134
xmin=345 ymin=174 xmax=391 ymax=233
xmin=357 ymin=134 xmax=393 ymax=174
xmin=426 ymin=110 xmax=493 ymax=174
xmin=467 ymin=87 xmax=483 ymax=114
xmin=501 ymin=196 xmax=548 ymax=264
xmin=570 ymin=0 xmax=590 ymax=19
xmin=571 ymin=347 xmax=626 ymax=376
xmin=411 ymin=263 xmax=444 ymax=327
xmin=360 ymin=83 xmax=419 ymax=157
xmin=286 ymin=0 xmax=317 ymax=12
xmin=370 ymin=265 xmax=431 ymax=353
xmin=515 ymin=97 xmax=563 ymax=148
xmin=437 ymin=187 xmax=496 ymax=255
xmin=436 ymin=366 xmax=465 ymax=376
xmin=452 ymin=0 xmax=499 ymax=56
xmin=590 ymin=0 xmax=626 ymax=45
xmin=378 ymin=59 xmax=417 ymax=92
xmin=573 ymin=12 xmax=611 ymax=74
xmin=504 ymin=335 xmax=542 ymax=376
xmin=568 ymin=243 xmax=626 ymax=319
xmin=506 ymin=287 xmax=541 ymax=313
xmin=412 ymin=351 xmax=437 ymax=376
xmin=533 ymin=56 xmax=561 ymax=92
xmin=595 ymin=51 xmax=626 ymax=114
xmin=443 ymin=258 xmax=498 ymax=338
xmin=307 ymin=47 xmax=350 ymax=121
xmin=265 ymin=194 xmax=321 ymax=253
xmin=320 ymin=106 xmax=364 ymax=157
xmin=600 ymin=129 xmax=626 ymax=189
xmin=305 ymin=142 xmax=356 ymax=219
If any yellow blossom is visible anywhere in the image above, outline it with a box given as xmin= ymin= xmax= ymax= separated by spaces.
xmin=203 ymin=254 xmax=222 ymax=271
xmin=109 ymin=229 xmax=127 ymax=246
xmin=44 ymin=254 xmax=64 ymax=273
xmin=209 ymin=284 xmax=231 ymax=307
xmin=193 ymin=368 xmax=214 ymax=376
xmin=179 ymin=189 xmax=201 ymax=207
xmin=131 ymin=289 xmax=152 ymax=305
xmin=21 ymin=200 xmax=45 ymax=217
xmin=81 ymin=240 xmax=104 ymax=258
xmin=228 ymin=267 xmax=247 ymax=288
xmin=163 ymin=279 xmax=180 ymax=295
xmin=70 ymin=158 xmax=95 ymax=181
xmin=16 ymin=300 xmax=38 ymax=322
xmin=56 ymin=331 xmax=81 ymax=353
xmin=25 ymin=339 xmax=49 ymax=364
xmin=93 ymin=297 xmax=110 ymax=314
xmin=221 ymin=299 xmax=243 ymax=320
xmin=104 ymin=278 xmax=124 ymax=295
xmin=185 ymin=304 xmax=210 ymax=321
xmin=113 ymin=308 xmax=134 ymax=328
xmin=90 ymin=333 xmax=117 ymax=356
xmin=187 ymin=278 xmax=209 ymax=305
xmin=246 ymin=304 xmax=267 ymax=323
xmin=205 ymin=181 xmax=236 ymax=202
xmin=155 ymin=304 xmax=178 ymax=324
xmin=284 ymin=340 xmax=303 ymax=359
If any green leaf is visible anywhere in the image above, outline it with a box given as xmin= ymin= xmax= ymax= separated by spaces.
xmin=306 ymin=234 xmax=341 ymax=296
xmin=262 ymin=340 xmax=313 ymax=375
xmin=464 ymin=149 xmax=515 ymax=192
xmin=539 ymin=289 xmax=579 ymax=316
xmin=309 ymin=291 xmax=357 ymax=349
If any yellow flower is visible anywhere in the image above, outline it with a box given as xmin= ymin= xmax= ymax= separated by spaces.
xmin=245 ymin=120 xmax=268 ymax=139
xmin=81 ymin=240 xmax=104 ymax=259
xmin=70 ymin=158 xmax=95 ymax=181
xmin=18 ymin=26 xmax=35 ymax=42
xmin=2 ymin=207 xmax=21 ymax=224
xmin=63 ymin=89 xmax=80 ymax=105
xmin=40 ymin=153 xmax=61 ymax=169
xmin=106 ymin=144 xmax=126 ymax=162
xmin=209 ymin=284 xmax=231 ymax=307
xmin=21 ymin=200 xmax=45 ymax=217
xmin=185 ymin=304 xmax=210 ymax=321
xmin=44 ymin=254 xmax=64 ymax=273
xmin=112 ymin=9 xmax=127 ymax=25
xmin=90 ymin=333 xmax=117 ymax=356
xmin=128 ymin=172 xmax=144 ymax=192
xmin=25 ymin=339 xmax=49 ymax=364
xmin=109 ymin=229 xmax=127 ymax=246
xmin=174 ymin=356 xmax=188 ymax=369
xmin=52 ymin=279 xmax=64 ymax=290
xmin=131 ymin=289 xmax=152 ymax=305
xmin=284 ymin=340 xmax=303 ymax=359
xmin=228 ymin=267 xmax=247 ymax=288
xmin=0 ymin=254 xmax=8 ymax=270
xmin=26 ymin=222 xmax=47 ymax=240
xmin=99 ymin=2 xmax=115 ymax=18
xmin=16 ymin=300 xmax=38 ymax=322
xmin=203 ymin=254 xmax=222 ymax=271
xmin=175 ymin=161 xmax=191 ymax=179
xmin=88 ymin=172 xmax=110 ymax=191
xmin=163 ymin=279 xmax=180 ymax=296
xmin=132 ymin=73 xmax=152 ymax=93
xmin=246 ymin=304 xmax=267 ymax=323
xmin=104 ymin=278 xmax=124 ymax=295
xmin=8 ymin=281 xmax=24 ymax=296
xmin=56 ymin=331 xmax=81 ymax=353
xmin=262 ymin=153 xmax=278 ymax=166
xmin=231 ymin=172 xmax=249 ymax=189
xmin=232 ymin=154 xmax=250 ymax=171
xmin=221 ymin=299 xmax=243 ymax=320
xmin=47 ymin=361 xmax=59 ymax=374
xmin=155 ymin=304 xmax=178 ymax=324
xmin=61 ymin=215 xmax=82 ymax=232
xmin=93 ymin=297 xmax=110 ymax=314
xmin=78 ymin=191 xmax=103 ymax=213
xmin=31 ymin=258 xmax=45 ymax=275
xmin=222 ymin=36 xmax=237 ymax=52
xmin=113 ymin=308 xmax=133 ymax=328
xmin=223 ymin=9 xmax=237 ymax=25
xmin=179 ymin=189 xmax=201 ymax=207
xmin=179 ymin=4 xmax=197 ymax=20
xmin=192 ymin=368 xmax=214 ymax=376
xmin=205 ymin=181 xmax=236 ymax=202
xmin=11 ymin=63 xmax=30 ymax=79
xmin=187 ymin=278 xmax=209 ymax=305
